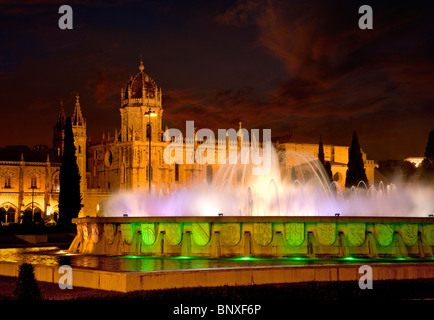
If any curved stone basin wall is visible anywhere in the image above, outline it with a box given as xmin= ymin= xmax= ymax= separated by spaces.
xmin=69 ymin=217 xmax=434 ymax=259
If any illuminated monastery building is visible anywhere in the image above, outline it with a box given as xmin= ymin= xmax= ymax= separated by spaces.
xmin=0 ymin=62 xmax=376 ymax=222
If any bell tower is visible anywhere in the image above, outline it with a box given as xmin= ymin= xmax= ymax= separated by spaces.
xmin=119 ymin=60 xmax=163 ymax=143
xmin=71 ymin=93 xmax=87 ymax=194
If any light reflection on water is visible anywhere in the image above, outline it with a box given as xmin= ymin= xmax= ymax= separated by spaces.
xmin=0 ymin=247 xmax=61 ymax=267
xmin=0 ymin=247 xmax=433 ymax=273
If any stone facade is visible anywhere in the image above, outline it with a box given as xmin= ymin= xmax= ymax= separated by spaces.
xmin=0 ymin=148 xmax=61 ymax=224
xmin=0 ymin=93 xmax=86 ymax=224
xmin=282 ymin=142 xmax=377 ymax=190
xmin=0 ymin=61 xmax=377 ymax=222
xmin=81 ymin=62 xmax=377 ymax=216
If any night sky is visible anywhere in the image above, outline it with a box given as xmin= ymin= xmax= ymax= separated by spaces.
xmin=1 ymin=0 xmax=433 ymax=161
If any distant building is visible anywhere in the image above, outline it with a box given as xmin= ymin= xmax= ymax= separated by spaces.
xmin=0 ymin=93 xmax=86 ymax=225
xmin=81 ymin=61 xmax=377 ymax=215
xmin=404 ymin=157 xmax=424 ymax=168
xmin=281 ymin=142 xmax=377 ymax=190
xmin=0 ymin=147 xmax=61 ymax=224
xmin=0 ymin=60 xmax=378 ymax=221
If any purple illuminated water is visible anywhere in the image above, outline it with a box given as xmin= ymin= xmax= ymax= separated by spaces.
xmin=100 ymin=147 xmax=434 ymax=217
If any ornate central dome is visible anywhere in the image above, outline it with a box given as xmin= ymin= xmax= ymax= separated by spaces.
xmin=122 ymin=61 xmax=160 ymax=104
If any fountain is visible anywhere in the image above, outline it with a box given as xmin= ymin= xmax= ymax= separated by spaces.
xmin=69 ymin=147 xmax=434 ymax=260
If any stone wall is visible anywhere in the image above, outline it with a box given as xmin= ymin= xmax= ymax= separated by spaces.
xmin=69 ymin=217 xmax=434 ymax=259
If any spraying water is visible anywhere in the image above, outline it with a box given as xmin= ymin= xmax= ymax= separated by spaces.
xmin=100 ymin=146 xmax=434 ymax=217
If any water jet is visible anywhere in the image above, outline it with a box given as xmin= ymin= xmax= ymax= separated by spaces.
xmin=69 ymin=147 xmax=434 ymax=260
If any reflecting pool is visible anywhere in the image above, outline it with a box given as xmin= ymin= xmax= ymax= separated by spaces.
xmin=1 ymin=247 xmax=433 ymax=273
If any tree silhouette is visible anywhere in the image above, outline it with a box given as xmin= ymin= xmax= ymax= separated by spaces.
xmin=318 ymin=135 xmax=332 ymax=183
xmin=14 ymin=263 xmax=42 ymax=300
xmin=318 ymin=135 xmax=325 ymax=165
xmin=345 ymin=131 xmax=369 ymax=188
xmin=58 ymin=117 xmax=82 ymax=229
xmin=422 ymin=130 xmax=434 ymax=171
xmin=324 ymin=161 xmax=333 ymax=182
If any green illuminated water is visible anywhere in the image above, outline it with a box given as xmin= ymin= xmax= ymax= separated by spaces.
xmin=119 ymin=255 xmax=431 ymax=263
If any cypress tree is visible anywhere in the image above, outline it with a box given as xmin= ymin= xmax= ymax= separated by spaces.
xmin=324 ymin=161 xmax=333 ymax=182
xmin=345 ymin=131 xmax=369 ymax=188
xmin=422 ymin=130 xmax=434 ymax=170
xmin=318 ymin=135 xmax=332 ymax=183
xmin=318 ymin=135 xmax=325 ymax=166
xmin=58 ymin=117 xmax=82 ymax=229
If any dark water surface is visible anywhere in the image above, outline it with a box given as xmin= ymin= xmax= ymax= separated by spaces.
xmin=1 ymin=247 xmax=433 ymax=273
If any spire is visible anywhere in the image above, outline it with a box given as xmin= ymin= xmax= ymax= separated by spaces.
xmin=56 ymin=98 xmax=66 ymax=128
xmin=238 ymin=121 xmax=243 ymax=143
xmin=72 ymin=92 xmax=85 ymax=126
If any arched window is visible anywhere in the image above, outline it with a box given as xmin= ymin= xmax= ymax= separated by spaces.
xmin=7 ymin=207 xmax=15 ymax=223
xmin=22 ymin=208 xmax=32 ymax=225
xmin=53 ymin=177 xmax=59 ymax=191
xmin=0 ymin=208 xmax=6 ymax=223
xmin=33 ymin=208 xmax=42 ymax=223
xmin=4 ymin=175 xmax=11 ymax=188
xmin=30 ymin=175 xmax=37 ymax=189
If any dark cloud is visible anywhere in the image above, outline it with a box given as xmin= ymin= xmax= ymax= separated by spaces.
xmin=214 ymin=0 xmax=267 ymax=26
xmin=213 ymin=0 xmax=434 ymax=159
xmin=0 ymin=0 xmax=433 ymax=160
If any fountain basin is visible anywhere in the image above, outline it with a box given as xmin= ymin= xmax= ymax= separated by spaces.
xmin=69 ymin=216 xmax=434 ymax=259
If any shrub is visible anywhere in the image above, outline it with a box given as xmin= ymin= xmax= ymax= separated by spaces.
xmin=14 ymin=263 xmax=42 ymax=300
